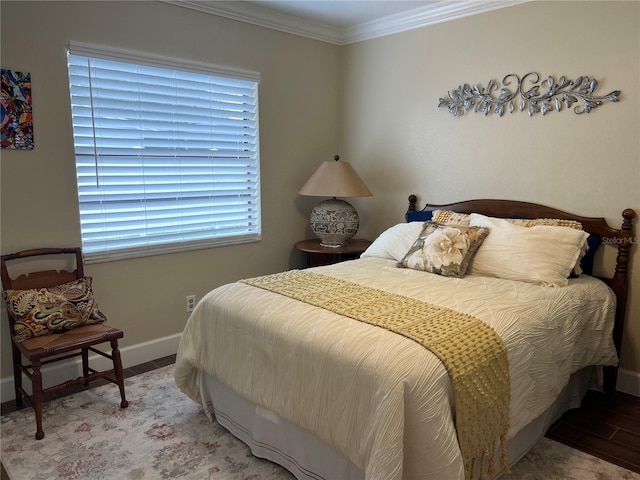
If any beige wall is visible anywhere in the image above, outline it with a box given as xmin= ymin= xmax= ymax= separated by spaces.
xmin=343 ymin=1 xmax=640 ymax=377
xmin=1 ymin=1 xmax=639 ymax=388
xmin=0 ymin=1 xmax=341 ymax=379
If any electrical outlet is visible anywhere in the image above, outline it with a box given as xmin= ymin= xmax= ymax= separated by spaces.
xmin=186 ymin=295 xmax=196 ymax=312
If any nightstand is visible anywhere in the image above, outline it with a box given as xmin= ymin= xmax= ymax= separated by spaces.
xmin=294 ymin=239 xmax=372 ymax=267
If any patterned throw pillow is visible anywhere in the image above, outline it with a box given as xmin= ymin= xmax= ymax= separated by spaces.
xmin=432 ymin=209 xmax=584 ymax=230
xmin=3 ymin=276 xmax=107 ymax=343
xmin=398 ymin=222 xmax=489 ymax=278
xmin=432 ymin=210 xmax=473 ymax=226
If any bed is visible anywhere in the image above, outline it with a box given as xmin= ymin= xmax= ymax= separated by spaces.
xmin=175 ymin=196 xmax=636 ymax=480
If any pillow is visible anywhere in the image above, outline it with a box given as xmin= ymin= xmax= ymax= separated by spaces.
xmin=433 ymin=209 xmax=584 ymax=230
xmin=432 ymin=209 xmax=472 ymax=226
xmin=3 ymin=276 xmax=107 ymax=343
xmin=398 ymin=221 xmax=489 ymax=278
xmin=432 ymin=209 xmax=588 ymax=275
xmin=361 ymin=222 xmax=425 ymax=261
xmin=468 ymin=214 xmax=589 ymax=287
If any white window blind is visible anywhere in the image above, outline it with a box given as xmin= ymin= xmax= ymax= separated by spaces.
xmin=66 ymin=42 xmax=261 ymax=263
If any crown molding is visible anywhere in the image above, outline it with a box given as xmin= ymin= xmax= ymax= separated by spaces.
xmin=163 ymin=1 xmax=530 ymax=45
xmin=162 ymin=0 xmax=343 ymax=44
xmin=344 ymin=1 xmax=529 ymax=44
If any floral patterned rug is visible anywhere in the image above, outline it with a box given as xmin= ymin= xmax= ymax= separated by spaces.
xmin=1 ymin=365 xmax=638 ymax=480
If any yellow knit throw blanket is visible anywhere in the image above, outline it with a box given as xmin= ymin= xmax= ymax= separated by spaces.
xmin=244 ymin=271 xmax=511 ymax=480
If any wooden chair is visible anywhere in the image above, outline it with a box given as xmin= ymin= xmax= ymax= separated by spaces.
xmin=0 ymin=247 xmax=128 ymax=439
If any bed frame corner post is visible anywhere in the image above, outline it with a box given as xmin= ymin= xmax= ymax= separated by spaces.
xmin=605 ymin=208 xmax=637 ymax=393
xmin=408 ymin=195 xmax=417 ymax=212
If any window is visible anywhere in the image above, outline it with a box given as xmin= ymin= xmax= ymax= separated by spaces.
xmin=66 ymin=42 xmax=261 ymax=263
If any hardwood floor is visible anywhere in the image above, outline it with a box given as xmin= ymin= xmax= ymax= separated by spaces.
xmin=1 ymin=357 xmax=638 ymax=479
xmin=546 ymin=389 xmax=640 ymax=474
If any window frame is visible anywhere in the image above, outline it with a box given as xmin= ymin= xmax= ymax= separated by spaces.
xmin=66 ymin=41 xmax=261 ymax=263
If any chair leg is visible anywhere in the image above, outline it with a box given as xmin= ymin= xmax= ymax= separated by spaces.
xmin=111 ymin=339 xmax=128 ymax=408
xmin=11 ymin=343 xmax=23 ymax=408
xmin=82 ymin=348 xmax=90 ymax=386
xmin=31 ymin=359 xmax=45 ymax=440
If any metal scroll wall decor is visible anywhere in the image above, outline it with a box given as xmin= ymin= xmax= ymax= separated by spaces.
xmin=438 ymin=72 xmax=621 ymax=117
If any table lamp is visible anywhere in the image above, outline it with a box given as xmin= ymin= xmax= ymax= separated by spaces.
xmin=299 ymin=155 xmax=373 ymax=247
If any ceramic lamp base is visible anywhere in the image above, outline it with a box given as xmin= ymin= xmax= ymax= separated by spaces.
xmin=309 ymin=198 xmax=359 ymax=247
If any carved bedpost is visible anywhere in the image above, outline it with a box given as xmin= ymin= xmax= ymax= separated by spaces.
xmin=611 ymin=209 xmax=636 ymax=351
xmin=605 ymin=208 xmax=636 ymax=392
xmin=408 ymin=195 xmax=417 ymax=212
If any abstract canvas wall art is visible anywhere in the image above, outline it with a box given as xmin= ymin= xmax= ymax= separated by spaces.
xmin=1 ymin=69 xmax=34 ymax=149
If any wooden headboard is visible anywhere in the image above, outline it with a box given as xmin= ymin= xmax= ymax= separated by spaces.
xmin=406 ymin=195 xmax=636 ymax=392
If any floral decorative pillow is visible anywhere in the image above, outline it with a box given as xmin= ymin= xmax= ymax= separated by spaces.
xmin=398 ymin=222 xmax=489 ymax=278
xmin=3 ymin=276 xmax=107 ymax=343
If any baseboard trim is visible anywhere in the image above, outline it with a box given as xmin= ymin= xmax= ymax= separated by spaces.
xmin=616 ymin=368 xmax=640 ymax=397
xmin=1 ymin=333 xmax=182 ymax=403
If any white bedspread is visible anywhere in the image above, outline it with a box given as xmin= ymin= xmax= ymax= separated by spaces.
xmin=174 ymin=257 xmax=618 ymax=480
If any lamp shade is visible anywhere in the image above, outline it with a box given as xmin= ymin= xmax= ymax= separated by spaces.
xmin=299 ymin=156 xmax=372 ymax=198
xmin=299 ymin=156 xmax=372 ymax=248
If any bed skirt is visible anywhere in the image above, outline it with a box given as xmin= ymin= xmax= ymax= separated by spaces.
xmin=197 ymin=367 xmax=595 ymax=480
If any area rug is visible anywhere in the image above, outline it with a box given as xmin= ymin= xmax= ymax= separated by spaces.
xmin=1 ymin=365 xmax=638 ymax=480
